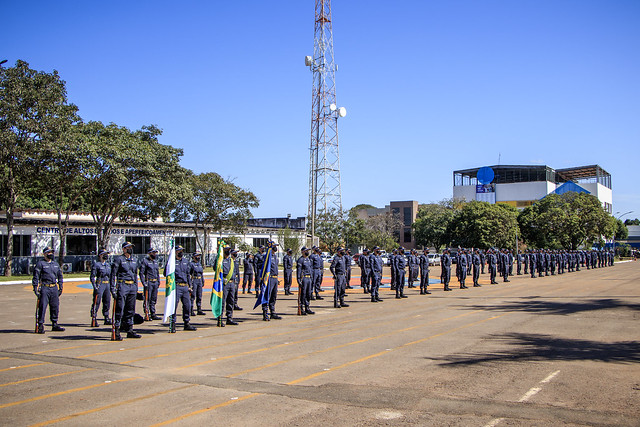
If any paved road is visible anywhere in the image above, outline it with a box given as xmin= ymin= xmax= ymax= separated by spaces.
xmin=0 ymin=263 xmax=638 ymax=426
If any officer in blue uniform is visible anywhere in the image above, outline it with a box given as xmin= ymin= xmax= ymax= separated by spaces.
xmin=370 ymin=246 xmax=384 ymax=302
xmin=221 ymin=248 xmax=238 ymax=326
xmin=466 ymin=249 xmax=473 ymax=276
xmin=501 ymin=249 xmax=511 ymax=282
xmin=441 ymin=249 xmax=452 ymax=291
xmin=32 ymin=247 xmax=65 ymax=334
xmin=419 ymin=249 xmax=431 ymax=295
xmin=488 ymin=249 xmax=498 ymax=284
xmin=232 ymin=250 xmax=242 ymax=312
xmin=283 ymin=249 xmax=294 ymax=295
xmin=330 ymin=247 xmax=349 ymax=308
xmin=262 ymin=243 xmax=282 ymax=321
xmin=91 ymin=249 xmax=112 ymax=325
xmin=480 ymin=250 xmax=486 ymax=274
xmin=189 ymin=252 xmax=205 ymax=315
xmin=242 ymin=253 xmax=254 ymax=293
xmin=458 ymin=249 xmax=468 ymax=289
xmin=345 ymin=249 xmax=353 ymax=289
xmin=310 ymin=247 xmax=324 ymax=300
xmin=407 ymin=249 xmax=419 ymax=288
xmin=472 ymin=248 xmax=482 ymax=287
xmin=296 ymin=247 xmax=314 ymax=315
xmin=390 ymin=249 xmax=397 ymax=291
xmin=165 ymin=245 xmax=197 ymax=331
xmin=359 ymin=248 xmax=371 ymax=293
xmin=516 ymin=250 xmax=523 ymax=275
xmin=111 ymin=242 xmax=140 ymax=340
xmin=395 ymin=247 xmax=407 ymax=298
xmin=253 ymin=245 xmax=265 ymax=298
xmin=139 ymin=248 xmax=161 ymax=320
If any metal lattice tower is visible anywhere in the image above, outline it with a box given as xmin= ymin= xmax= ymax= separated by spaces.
xmin=306 ymin=0 xmax=344 ymax=239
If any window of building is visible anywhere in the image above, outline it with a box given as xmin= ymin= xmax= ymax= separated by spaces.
xmin=253 ymin=238 xmax=268 ymax=248
xmin=0 ymin=235 xmax=32 ymax=256
xmin=174 ymin=237 xmax=196 ymax=254
xmin=66 ymin=235 xmax=97 ymax=255
xmin=126 ymin=236 xmax=152 ymax=255
xmin=403 ymin=207 xmax=412 ymax=227
xmin=404 ymin=229 xmax=412 ymax=243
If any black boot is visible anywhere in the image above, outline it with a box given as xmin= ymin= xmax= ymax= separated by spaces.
xmin=113 ymin=331 xmax=123 ymax=341
xmin=184 ymin=323 xmax=197 ymax=331
xmin=197 ymin=309 xmax=205 ymax=315
xmin=37 ymin=323 xmax=45 ymax=334
xmin=270 ymin=313 xmax=282 ymax=320
xmin=340 ymin=301 xmax=350 ymax=307
xmin=226 ymin=319 xmax=239 ymax=326
xmin=305 ymin=308 xmax=315 ymax=315
xmin=52 ymin=323 xmax=65 ymax=332
xmin=104 ymin=317 xmax=112 ymax=325
xmin=127 ymin=330 xmax=141 ymax=338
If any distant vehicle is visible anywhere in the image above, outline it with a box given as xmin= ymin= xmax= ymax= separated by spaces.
xmin=428 ymin=254 xmax=441 ymax=266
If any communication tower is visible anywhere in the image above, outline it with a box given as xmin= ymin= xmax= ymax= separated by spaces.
xmin=305 ymin=0 xmax=346 ymax=239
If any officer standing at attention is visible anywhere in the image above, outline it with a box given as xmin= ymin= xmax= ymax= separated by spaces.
xmin=370 ymin=246 xmax=384 ymax=302
xmin=296 ymin=247 xmax=315 ymax=315
xmin=458 ymin=248 xmax=468 ymax=289
xmin=488 ymin=249 xmax=498 ymax=284
xmin=254 ymin=245 xmax=265 ymax=298
xmin=188 ymin=252 xmax=205 ymax=316
xmin=359 ymin=248 xmax=371 ymax=294
xmin=395 ymin=247 xmax=407 ymax=298
xmin=221 ymin=247 xmax=238 ymax=326
xmin=111 ymin=242 xmax=140 ymax=340
xmin=441 ymin=249 xmax=452 ymax=291
xmin=232 ymin=250 xmax=243 ymax=312
xmin=310 ymin=247 xmax=324 ymax=300
xmin=242 ymin=253 xmax=254 ymax=294
xmin=508 ymin=249 xmax=514 ymax=276
xmin=502 ymin=249 xmax=511 ymax=282
xmin=165 ymin=245 xmax=197 ymax=331
xmin=466 ymin=249 xmax=473 ymax=276
xmin=139 ymin=248 xmax=161 ymax=320
xmin=345 ymin=249 xmax=353 ymax=289
xmin=407 ymin=249 xmax=419 ymax=288
xmin=283 ymin=249 xmax=294 ymax=295
xmin=390 ymin=249 xmax=397 ymax=291
xmin=330 ymin=247 xmax=349 ymax=308
xmin=33 ymin=247 xmax=65 ymax=334
xmin=524 ymin=250 xmax=529 ymax=275
xmin=480 ymin=249 xmax=486 ymax=274
xmin=472 ymin=248 xmax=482 ymax=287
xmin=91 ymin=249 xmax=112 ymax=326
xmin=262 ymin=243 xmax=282 ymax=321
xmin=516 ymin=250 xmax=523 ymax=275
xmin=419 ymin=249 xmax=431 ymax=295
xmin=529 ymin=250 xmax=537 ymax=278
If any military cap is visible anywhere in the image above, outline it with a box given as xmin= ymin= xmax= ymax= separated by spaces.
xmin=301 ymin=246 xmax=308 ymax=252
xmin=43 ymin=246 xmax=54 ymax=254
xmin=122 ymin=241 xmax=134 ymax=249
xmin=99 ymin=249 xmax=110 ymax=256
xmin=192 ymin=251 xmax=201 ymax=256
xmin=147 ymin=247 xmax=159 ymax=254
xmin=175 ymin=245 xmax=184 ymax=251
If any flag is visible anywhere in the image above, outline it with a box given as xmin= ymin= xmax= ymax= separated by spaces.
xmin=254 ymin=243 xmax=272 ymax=309
xmin=210 ymin=240 xmax=225 ymax=318
xmin=163 ymin=240 xmax=176 ymax=323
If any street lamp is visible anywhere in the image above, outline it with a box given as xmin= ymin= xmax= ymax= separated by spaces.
xmin=612 ymin=211 xmax=633 ymax=255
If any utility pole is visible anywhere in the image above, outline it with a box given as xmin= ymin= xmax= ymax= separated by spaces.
xmin=305 ymin=0 xmax=346 ymax=243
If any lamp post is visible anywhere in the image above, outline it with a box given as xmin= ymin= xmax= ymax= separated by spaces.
xmin=612 ymin=211 xmax=633 ymax=255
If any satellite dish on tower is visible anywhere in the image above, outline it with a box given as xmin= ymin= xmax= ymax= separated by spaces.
xmin=329 ymin=103 xmax=337 ymax=111
xmin=477 ymin=167 xmax=495 ymax=185
xmin=338 ymin=107 xmax=347 ymax=117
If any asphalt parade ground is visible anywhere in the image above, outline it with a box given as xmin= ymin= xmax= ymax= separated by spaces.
xmin=0 ymin=263 xmax=638 ymax=426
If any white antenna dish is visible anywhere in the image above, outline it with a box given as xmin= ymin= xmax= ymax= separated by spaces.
xmin=329 ymin=103 xmax=337 ymax=111
xmin=305 ymin=56 xmax=313 ymax=67
xmin=338 ymin=107 xmax=347 ymax=117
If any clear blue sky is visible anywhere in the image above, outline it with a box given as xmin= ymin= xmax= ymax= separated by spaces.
xmin=3 ymin=0 xmax=639 ymax=221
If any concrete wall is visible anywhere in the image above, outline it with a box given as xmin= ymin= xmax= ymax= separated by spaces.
xmin=495 ymin=181 xmax=553 ymax=202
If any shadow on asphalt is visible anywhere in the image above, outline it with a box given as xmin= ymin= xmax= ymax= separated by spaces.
xmin=432 ymin=333 xmax=640 ymax=366
xmin=459 ymin=298 xmax=640 ymax=315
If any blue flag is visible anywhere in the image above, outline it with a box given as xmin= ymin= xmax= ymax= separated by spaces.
xmin=254 ymin=244 xmax=273 ymax=309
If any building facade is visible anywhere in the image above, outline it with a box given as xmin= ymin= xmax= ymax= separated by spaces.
xmin=453 ymin=164 xmax=613 ymax=212
xmin=356 ymin=201 xmax=419 ymax=249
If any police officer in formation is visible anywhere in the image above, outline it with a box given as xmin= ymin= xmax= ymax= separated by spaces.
xmin=242 ymin=253 xmax=254 ymax=294
xmin=369 ymin=246 xmax=384 ymax=302
xmin=457 ymin=249 xmax=468 ymax=289
xmin=418 ymin=249 xmax=431 ymax=295
xmin=221 ymin=247 xmax=238 ymax=326
xmin=283 ymin=248 xmax=294 ymax=295
xmin=407 ymin=249 xmax=419 ymax=288
xmin=111 ymin=241 xmax=140 ymax=340
xmin=310 ymin=247 xmax=324 ymax=300
xmin=330 ymin=247 xmax=349 ymax=308
xmin=345 ymin=249 xmax=353 ymax=289
xmin=90 ymin=249 xmax=112 ymax=326
xmin=488 ymin=248 xmax=498 ymax=284
xmin=472 ymin=248 xmax=482 ymax=287
xmin=139 ymin=248 xmax=161 ymax=320
xmin=253 ymin=245 xmax=265 ymax=297
xmin=189 ymin=251 xmax=205 ymax=315
xmin=32 ymin=247 xmax=65 ymax=334
xmin=296 ymin=246 xmax=315 ymax=315
xmin=359 ymin=248 xmax=371 ymax=294
xmin=261 ymin=244 xmax=281 ymax=321
xmin=393 ymin=247 xmax=408 ymax=298
xmin=165 ymin=245 xmax=197 ymax=331
xmin=440 ymin=248 xmax=452 ymax=291
xmin=232 ymin=250 xmax=242 ymax=312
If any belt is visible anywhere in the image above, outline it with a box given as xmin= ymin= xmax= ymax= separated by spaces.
xmin=191 ymin=276 xmax=202 ymax=280
xmin=302 ymin=274 xmax=311 ymax=278
xmin=41 ymin=283 xmax=57 ymax=287
xmin=177 ymin=282 xmax=188 ymax=287
xmin=121 ymin=280 xmax=135 ymax=284
xmin=147 ymin=279 xmax=158 ymax=283
xmin=335 ymin=273 xmax=345 ymax=276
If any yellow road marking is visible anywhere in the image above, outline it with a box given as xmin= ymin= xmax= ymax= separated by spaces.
xmin=33 ymin=343 xmax=104 ymax=355
xmin=29 ymin=384 xmax=195 ymax=426
xmin=0 ymin=369 xmax=92 ymax=387
xmin=0 ymin=363 xmax=47 ymax=373
xmin=0 ymin=377 xmax=137 ymax=410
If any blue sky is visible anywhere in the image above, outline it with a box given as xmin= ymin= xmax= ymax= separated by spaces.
xmin=3 ymin=0 xmax=639 ymax=221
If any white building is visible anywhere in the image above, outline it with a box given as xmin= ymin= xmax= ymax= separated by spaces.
xmin=452 ymin=164 xmax=612 ymax=212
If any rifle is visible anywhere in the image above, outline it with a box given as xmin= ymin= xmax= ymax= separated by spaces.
xmin=91 ymin=290 xmax=99 ymax=327
xmin=297 ymin=278 xmax=302 ymax=316
xmin=143 ymin=287 xmax=150 ymax=321
xmin=34 ymin=286 xmax=41 ymax=334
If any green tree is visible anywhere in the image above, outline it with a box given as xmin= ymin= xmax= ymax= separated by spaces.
xmin=448 ymin=201 xmax=519 ymax=249
xmin=615 ymin=219 xmax=628 ymax=240
xmin=81 ymin=121 xmax=189 ymax=250
xmin=173 ymin=172 xmax=259 ymax=263
xmin=0 ymin=60 xmax=78 ymax=275
xmin=314 ymin=209 xmax=345 ymax=253
xmin=624 ymin=218 xmax=639 ymax=226
xmin=277 ymin=226 xmax=301 ymax=258
xmin=413 ymin=200 xmax=458 ymax=251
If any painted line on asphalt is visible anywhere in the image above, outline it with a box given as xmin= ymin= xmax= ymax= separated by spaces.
xmin=0 ymin=377 xmax=137 ymax=410
xmin=33 ymin=343 xmax=105 ymax=355
xmin=0 ymin=369 xmax=92 ymax=388
xmin=29 ymin=384 xmax=195 ymax=426
xmin=0 ymin=363 xmax=47 ymax=373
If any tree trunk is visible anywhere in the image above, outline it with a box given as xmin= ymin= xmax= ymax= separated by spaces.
xmin=4 ymin=172 xmax=16 ymax=277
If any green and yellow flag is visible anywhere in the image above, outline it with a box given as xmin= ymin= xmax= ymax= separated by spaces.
xmin=210 ymin=240 xmax=225 ymax=318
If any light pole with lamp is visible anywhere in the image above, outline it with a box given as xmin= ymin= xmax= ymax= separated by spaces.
xmin=613 ymin=211 xmax=633 ymax=256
